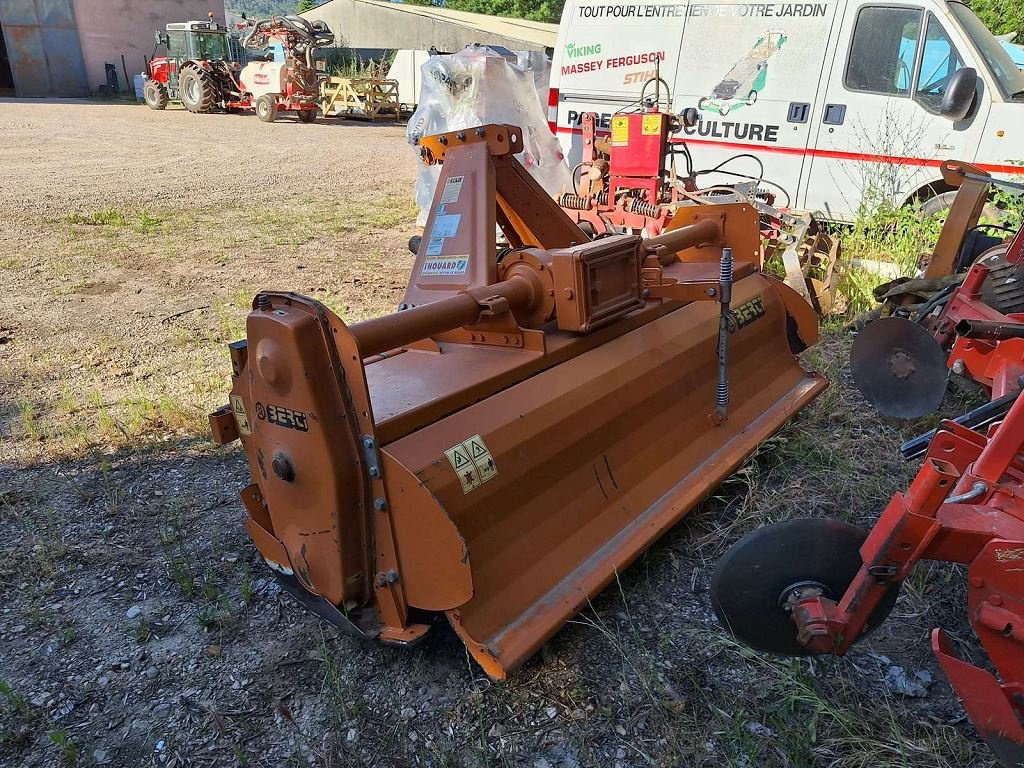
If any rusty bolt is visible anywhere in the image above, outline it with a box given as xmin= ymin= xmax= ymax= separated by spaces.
xmin=456 ymin=131 xmax=466 ymax=141
xmin=970 ymin=576 xmax=984 ymax=588
xmin=257 ymin=294 xmax=272 ymax=310
xmin=990 ymin=594 xmax=1004 ymax=606
xmin=475 ymin=127 xmax=486 ymax=137
xmin=439 ymin=135 xmax=448 ymax=145
xmin=641 ymin=288 xmax=651 ymax=299
xmin=373 ymin=498 xmax=387 ymax=511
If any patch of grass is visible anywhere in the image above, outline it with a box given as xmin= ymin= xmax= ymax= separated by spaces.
xmin=18 ymin=398 xmax=42 ymax=441
xmin=838 ymin=200 xmax=943 ymax=315
xmin=159 ymin=508 xmax=197 ymax=598
xmin=65 ymin=207 xmax=164 ymax=234
xmin=67 ymin=207 xmax=128 ymax=227
xmin=0 ymin=680 xmax=32 ymax=719
xmin=48 ymin=729 xmax=79 ymax=766
xmin=239 ymin=564 xmax=255 ymax=606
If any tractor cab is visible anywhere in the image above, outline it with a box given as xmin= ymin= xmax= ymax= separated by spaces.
xmin=158 ymin=21 xmax=232 ymax=64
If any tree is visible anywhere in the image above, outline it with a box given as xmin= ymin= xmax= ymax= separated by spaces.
xmin=409 ymin=0 xmax=565 ymax=24
xmin=967 ymin=0 xmax=1024 ymax=38
xmin=297 ymin=0 xmax=319 ymax=12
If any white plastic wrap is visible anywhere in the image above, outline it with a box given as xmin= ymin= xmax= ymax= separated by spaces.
xmin=406 ymin=46 xmax=570 ymax=225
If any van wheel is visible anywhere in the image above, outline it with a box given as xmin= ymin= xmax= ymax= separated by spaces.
xmin=748 ymin=90 xmax=758 ymax=105
xmin=922 ymin=191 xmax=1008 ymax=227
xmin=720 ymin=102 xmax=731 ymax=116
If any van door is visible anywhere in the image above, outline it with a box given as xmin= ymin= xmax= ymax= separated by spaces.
xmin=800 ymin=3 xmax=992 ymax=220
xmin=672 ymin=2 xmax=840 ymax=211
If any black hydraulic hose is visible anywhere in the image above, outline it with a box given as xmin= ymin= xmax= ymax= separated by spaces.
xmin=913 ymin=281 xmax=961 ymax=323
xmin=900 ymin=384 xmax=1023 ymax=460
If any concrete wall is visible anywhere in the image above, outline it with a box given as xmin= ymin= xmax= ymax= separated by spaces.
xmin=306 ymin=0 xmax=548 ymax=52
xmin=71 ymin=0 xmax=226 ymax=92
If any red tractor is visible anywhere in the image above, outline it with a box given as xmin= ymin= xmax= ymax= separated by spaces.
xmin=144 ymin=15 xmax=334 ymax=123
xmin=144 ymin=17 xmax=243 ymax=113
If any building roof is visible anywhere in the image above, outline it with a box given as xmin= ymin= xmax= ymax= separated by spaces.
xmin=306 ymin=0 xmax=558 ymax=48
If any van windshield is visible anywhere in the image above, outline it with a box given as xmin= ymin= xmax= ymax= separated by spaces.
xmin=948 ymin=2 xmax=1024 ymax=100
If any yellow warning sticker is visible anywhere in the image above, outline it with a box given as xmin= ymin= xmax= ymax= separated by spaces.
xmin=611 ymin=116 xmax=630 ymax=145
xmin=230 ymin=394 xmax=251 ymax=435
xmin=642 ymin=114 xmax=662 ymax=136
xmin=444 ymin=434 xmax=497 ymax=494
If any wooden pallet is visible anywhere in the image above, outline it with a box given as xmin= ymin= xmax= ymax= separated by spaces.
xmin=320 ymin=77 xmax=400 ymax=121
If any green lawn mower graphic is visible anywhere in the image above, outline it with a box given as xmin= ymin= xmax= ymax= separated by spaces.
xmin=698 ymin=30 xmax=787 ymax=115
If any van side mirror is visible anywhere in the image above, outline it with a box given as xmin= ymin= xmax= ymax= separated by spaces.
xmin=940 ymin=67 xmax=977 ymax=121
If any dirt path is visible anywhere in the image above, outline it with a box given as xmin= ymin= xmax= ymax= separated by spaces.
xmin=0 ymin=99 xmax=993 ymax=768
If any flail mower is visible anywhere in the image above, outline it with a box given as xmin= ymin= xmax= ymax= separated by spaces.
xmin=209 ymin=123 xmax=826 ymax=679
xmin=713 ymin=164 xmax=1024 ymax=766
xmin=558 ymin=77 xmax=839 ymax=314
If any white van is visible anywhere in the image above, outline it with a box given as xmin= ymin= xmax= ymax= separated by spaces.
xmin=548 ymin=0 xmax=1024 ymax=221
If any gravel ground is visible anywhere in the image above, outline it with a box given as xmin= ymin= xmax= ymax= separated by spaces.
xmin=0 ymin=99 xmax=999 ymax=768
xmin=0 ymin=98 xmax=413 ymax=218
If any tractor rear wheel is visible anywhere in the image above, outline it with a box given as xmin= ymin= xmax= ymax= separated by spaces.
xmin=256 ymin=95 xmax=278 ymax=123
xmin=297 ymin=109 xmax=317 ymax=123
xmin=144 ymin=80 xmax=169 ymax=110
xmin=180 ymin=68 xmax=216 ymax=114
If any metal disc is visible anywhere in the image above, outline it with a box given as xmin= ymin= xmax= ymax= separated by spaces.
xmin=711 ymin=518 xmax=901 ymax=656
xmin=850 ymin=316 xmax=948 ymax=418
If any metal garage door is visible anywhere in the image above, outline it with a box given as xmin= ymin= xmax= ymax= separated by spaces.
xmin=0 ymin=0 xmax=89 ymax=96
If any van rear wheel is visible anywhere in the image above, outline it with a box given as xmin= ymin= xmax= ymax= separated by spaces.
xmin=922 ymin=191 xmax=1008 ymax=227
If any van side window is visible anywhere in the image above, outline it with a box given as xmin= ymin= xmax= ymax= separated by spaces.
xmin=845 ymin=6 xmax=923 ymax=96
xmin=914 ymin=14 xmax=965 ymax=112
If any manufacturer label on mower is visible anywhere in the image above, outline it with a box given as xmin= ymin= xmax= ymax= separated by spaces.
xmin=727 ymin=297 xmax=766 ymax=332
xmin=255 ymin=402 xmax=309 ymax=432
xmin=422 ymin=256 xmax=470 ymax=276
xmin=445 ymin=434 xmax=497 ymax=494
xmin=440 ymin=175 xmax=465 ymax=204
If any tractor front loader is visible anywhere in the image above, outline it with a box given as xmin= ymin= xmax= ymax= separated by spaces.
xmin=209 ymin=124 xmax=826 ymax=679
